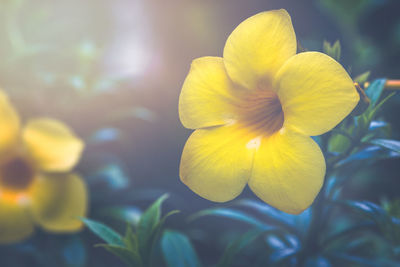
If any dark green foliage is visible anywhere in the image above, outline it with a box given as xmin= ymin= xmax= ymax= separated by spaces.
xmin=370 ymin=139 xmax=400 ymax=153
xmin=82 ymin=194 xmax=179 ymax=267
xmin=216 ymin=229 xmax=266 ymax=267
xmin=323 ymin=40 xmax=341 ymax=61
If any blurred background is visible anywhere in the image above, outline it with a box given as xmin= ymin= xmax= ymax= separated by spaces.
xmin=0 ymin=0 xmax=400 ymax=266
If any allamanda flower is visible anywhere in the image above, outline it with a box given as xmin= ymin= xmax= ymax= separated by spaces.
xmin=0 ymin=90 xmax=87 ymax=243
xmin=179 ymin=9 xmax=359 ymax=214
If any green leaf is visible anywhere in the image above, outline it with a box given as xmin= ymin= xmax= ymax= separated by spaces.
xmin=137 ymin=194 xmax=178 ymax=266
xmin=81 ymin=217 xmax=124 ymax=246
xmin=137 ymin=194 xmax=168 ymax=251
xmin=150 ymin=210 xmax=181 ymax=244
xmin=161 ymin=230 xmax=202 ymax=267
xmin=97 ymin=244 xmax=142 ymax=267
xmin=353 ymin=71 xmax=370 ymax=84
xmin=369 ymin=139 xmax=400 ymax=153
xmin=217 ymin=229 xmax=265 ymax=267
xmin=323 ymin=40 xmax=341 ymax=61
xmin=328 ymin=127 xmax=354 ymax=153
xmin=124 ymin=225 xmax=140 ymax=253
xmin=143 ymin=210 xmax=180 ymax=266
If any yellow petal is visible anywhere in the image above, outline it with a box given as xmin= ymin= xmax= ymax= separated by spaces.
xmin=248 ymin=129 xmax=325 ymax=214
xmin=275 ymin=52 xmax=359 ymax=136
xmin=179 ymin=57 xmax=239 ymax=129
xmin=223 ymin=9 xmax=296 ymax=90
xmin=0 ymin=195 xmax=34 ymax=243
xmin=0 ymin=90 xmax=20 ymax=154
xmin=180 ymin=123 xmax=255 ymax=202
xmin=30 ymin=174 xmax=88 ymax=232
xmin=22 ymin=118 xmax=84 ymax=172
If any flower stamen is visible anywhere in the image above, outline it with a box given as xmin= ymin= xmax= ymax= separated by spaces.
xmin=238 ymin=89 xmax=284 ymax=136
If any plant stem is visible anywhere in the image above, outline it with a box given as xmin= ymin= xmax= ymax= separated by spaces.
xmin=385 ymin=80 xmax=400 ymax=90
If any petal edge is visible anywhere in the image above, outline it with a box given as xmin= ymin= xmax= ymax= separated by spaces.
xmin=30 ymin=174 xmax=88 ymax=232
xmin=223 ymin=9 xmax=297 ymax=90
xmin=179 ymin=57 xmax=238 ymax=129
xmin=180 ymin=124 xmax=255 ymax=202
xmin=275 ymin=52 xmax=359 ymax=136
xmin=249 ymin=129 xmax=325 ymax=214
xmin=22 ymin=118 xmax=84 ymax=172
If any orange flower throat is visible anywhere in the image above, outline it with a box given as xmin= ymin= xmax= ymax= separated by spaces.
xmin=238 ymin=89 xmax=284 ymax=136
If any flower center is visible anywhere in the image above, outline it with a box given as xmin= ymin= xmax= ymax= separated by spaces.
xmin=0 ymin=157 xmax=35 ymax=192
xmin=238 ymin=89 xmax=284 ymax=135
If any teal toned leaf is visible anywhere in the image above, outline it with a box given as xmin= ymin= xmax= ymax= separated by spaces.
xmin=217 ymin=229 xmax=265 ymax=267
xmin=366 ymin=92 xmax=395 ymax=121
xmin=234 ymin=199 xmax=311 ymax=233
xmin=341 ymin=201 xmax=391 ymax=230
xmin=304 ymin=256 xmax=331 ymax=267
xmin=269 ymin=248 xmax=297 ymax=264
xmin=364 ymin=79 xmax=386 ymax=108
xmin=161 ymin=230 xmax=202 ymax=267
xmin=63 ymin=237 xmax=86 ymax=267
xmin=81 ymin=217 xmax=124 ymax=246
xmin=321 ymin=222 xmax=375 ymax=249
xmin=266 ymin=234 xmax=300 ymax=263
xmin=337 ymin=146 xmax=400 ymax=166
xmin=346 ymin=201 xmax=383 ymax=220
xmin=189 ymin=208 xmax=271 ymax=230
xmin=370 ymin=139 xmax=400 ymax=153
xmin=97 ymin=244 xmax=142 ymax=267
xmin=356 ymin=91 xmax=395 ymax=136
xmin=369 ymin=120 xmax=390 ymax=131
xmin=330 ymin=253 xmax=377 ymax=267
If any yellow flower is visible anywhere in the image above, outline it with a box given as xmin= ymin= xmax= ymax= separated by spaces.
xmin=179 ymin=9 xmax=359 ymax=214
xmin=0 ymin=90 xmax=87 ymax=243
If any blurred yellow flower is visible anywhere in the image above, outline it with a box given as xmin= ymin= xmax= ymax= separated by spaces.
xmin=179 ymin=9 xmax=359 ymax=214
xmin=0 ymin=90 xmax=87 ymax=243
